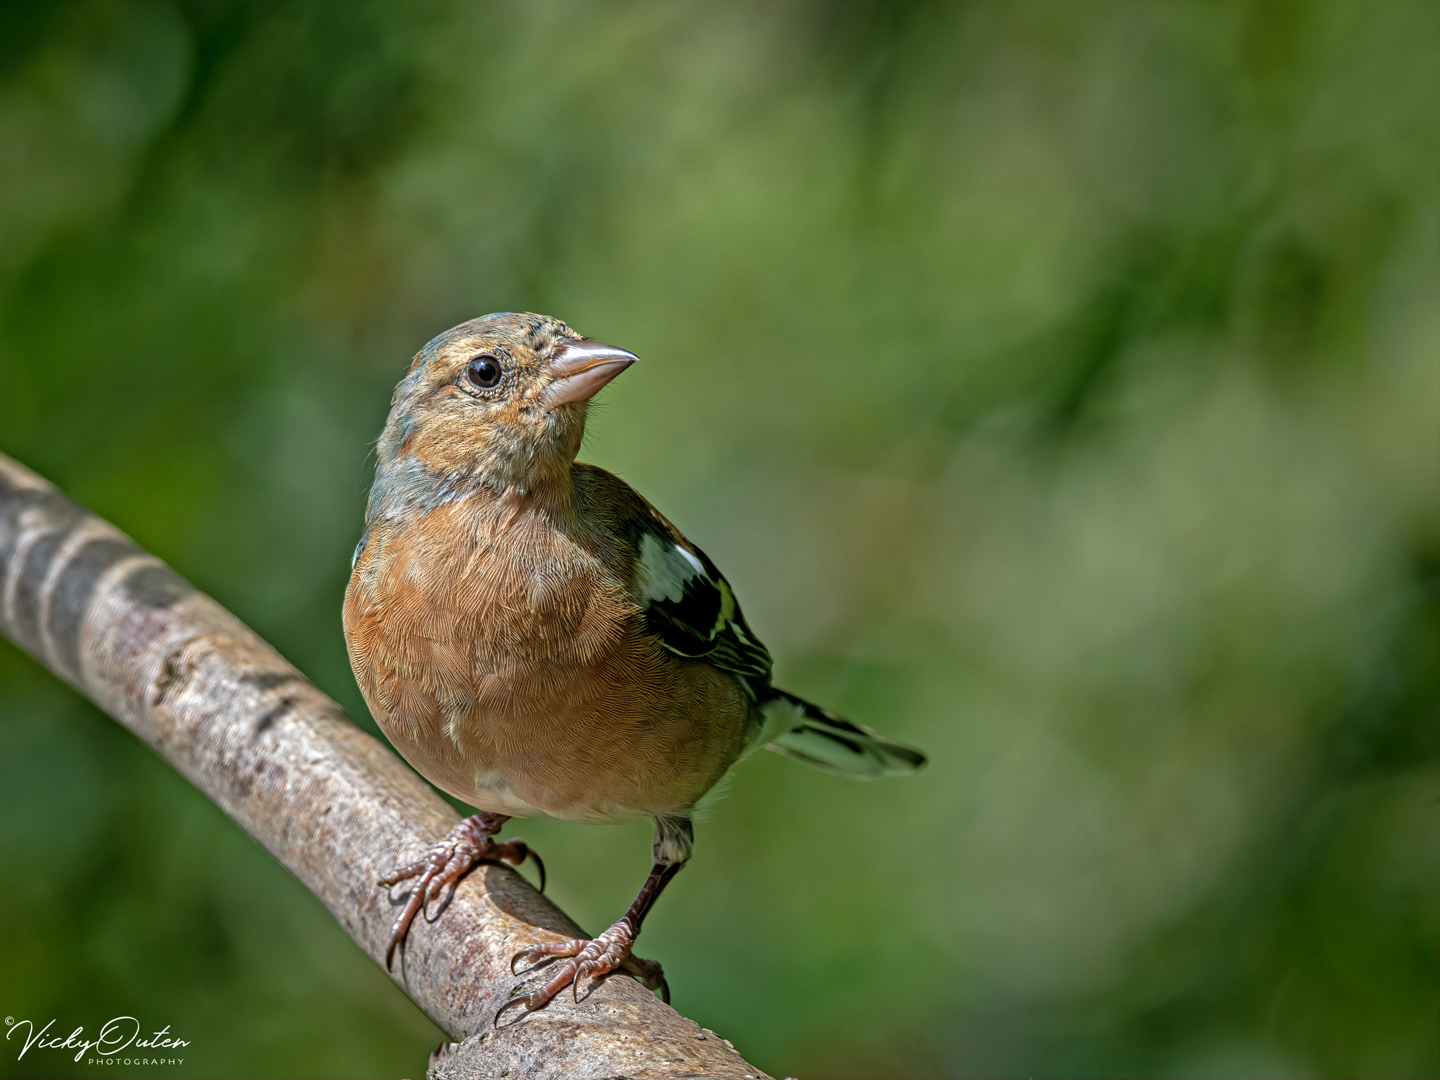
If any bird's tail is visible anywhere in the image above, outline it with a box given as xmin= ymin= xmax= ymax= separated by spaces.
xmin=759 ymin=689 xmax=926 ymax=778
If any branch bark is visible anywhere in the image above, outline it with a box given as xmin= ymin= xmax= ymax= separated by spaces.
xmin=0 ymin=451 xmax=771 ymax=1080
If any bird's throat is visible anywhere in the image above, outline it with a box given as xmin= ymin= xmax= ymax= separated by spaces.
xmin=367 ymin=449 xmax=578 ymax=528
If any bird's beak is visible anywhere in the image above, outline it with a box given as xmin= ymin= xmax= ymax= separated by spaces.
xmin=541 ymin=339 xmax=639 ymax=409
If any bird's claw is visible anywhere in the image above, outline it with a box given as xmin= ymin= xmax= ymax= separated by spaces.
xmin=495 ymin=920 xmax=666 ymax=1024
xmin=379 ymin=815 xmax=543 ymax=970
xmin=510 ymin=945 xmax=541 ymax=977
xmin=494 ymin=992 xmax=531 ymax=1027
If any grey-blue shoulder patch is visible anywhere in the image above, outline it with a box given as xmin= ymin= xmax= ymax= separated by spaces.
xmin=366 ymin=457 xmax=481 ymax=524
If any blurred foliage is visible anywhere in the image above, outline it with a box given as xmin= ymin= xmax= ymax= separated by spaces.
xmin=1 ymin=2 xmax=1436 ymax=1078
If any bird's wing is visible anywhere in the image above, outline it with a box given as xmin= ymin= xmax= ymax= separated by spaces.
xmin=631 ymin=520 xmax=774 ymax=694
xmin=619 ymin=506 xmax=771 ymax=696
xmin=573 ymin=463 xmax=774 ymax=694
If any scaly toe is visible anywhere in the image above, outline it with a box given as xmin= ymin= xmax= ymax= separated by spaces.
xmin=380 ymin=816 xmax=543 ymax=970
xmin=500 ymin=920 xmax=665 ymax=1016
xmin=509 ymin=937 xmax=583 ymax=975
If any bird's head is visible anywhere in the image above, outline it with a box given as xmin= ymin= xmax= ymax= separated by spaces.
xmin=375 ymin=312 xmax=637 ymax=496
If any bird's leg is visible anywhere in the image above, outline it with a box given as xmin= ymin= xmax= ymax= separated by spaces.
xmin=498 ymin=816 xmax=692 ymax=1021
xmin=379 ymin=811 xmax=545 ymax=969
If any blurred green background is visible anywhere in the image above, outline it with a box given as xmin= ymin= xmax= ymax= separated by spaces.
xmin=1 ymin=2 xmax=1436 ymax=1077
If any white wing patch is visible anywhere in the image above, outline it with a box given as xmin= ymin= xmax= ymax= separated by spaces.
xmin=637 ymin=533 xmax=703 ymax=604
xmin=634 ymin=526 xmax=769 ymax=685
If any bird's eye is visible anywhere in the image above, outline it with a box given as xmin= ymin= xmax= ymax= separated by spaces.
xmin=466 ymin=354 xmax=503 ymax=389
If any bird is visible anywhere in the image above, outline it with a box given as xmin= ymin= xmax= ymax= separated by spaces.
xmin=343 ymin=312 xmax=925 ymax=1020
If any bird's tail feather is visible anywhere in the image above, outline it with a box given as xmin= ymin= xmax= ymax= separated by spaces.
xmin=760 ymin=690 xmax=926 ymax=778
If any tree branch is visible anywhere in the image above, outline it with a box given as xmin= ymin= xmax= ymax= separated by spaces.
xmin=0 ymin=451 xmax=770 ymax=1080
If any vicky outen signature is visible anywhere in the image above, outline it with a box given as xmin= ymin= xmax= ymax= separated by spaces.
xmin=5 ymin=1014 xmax=189 ymax=1064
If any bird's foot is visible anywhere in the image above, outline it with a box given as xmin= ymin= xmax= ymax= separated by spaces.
xmin=496 ymin=919 xmax=667 ymax=1023
xmin=379 ymin=813 xmax=544 ymax=969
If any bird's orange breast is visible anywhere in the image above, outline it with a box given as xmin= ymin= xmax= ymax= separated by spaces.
xmin=343 ymin=493 xmax=749 ymax=822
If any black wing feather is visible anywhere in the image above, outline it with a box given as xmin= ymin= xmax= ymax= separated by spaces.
xmin=633 ymin=520 xmax=773 ymax=693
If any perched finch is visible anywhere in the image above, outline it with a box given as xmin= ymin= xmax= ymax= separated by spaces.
xmin=344 ymin=312 xmax=925 ymax=1017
